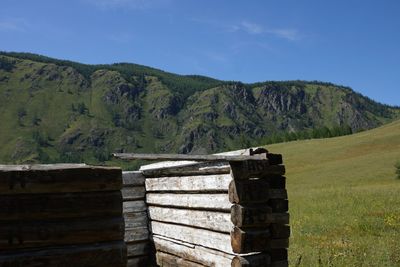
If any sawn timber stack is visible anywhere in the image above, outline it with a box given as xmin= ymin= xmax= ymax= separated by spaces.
xmin=0 ymin=164 xmax=126 ymax=267
xmin=137 ymin=148 xmax=289 ymax=267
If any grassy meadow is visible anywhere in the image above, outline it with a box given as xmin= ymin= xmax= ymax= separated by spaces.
xmin=267 ymin=120 xmax=400 ymax=266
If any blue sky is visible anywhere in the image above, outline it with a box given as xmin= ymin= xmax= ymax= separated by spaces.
xmin=1 ymin=0 xmax=399 ymax=105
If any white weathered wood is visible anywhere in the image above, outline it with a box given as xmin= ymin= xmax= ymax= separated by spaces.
xmin=150 ymin=221 xmax=233 ymax=253
xmin=123 ymin=200 xmax=147 ymax=213
xmin=156 ymin=251 xmax=206 ymax=267
xmin=139 ymin=148 xmax=253 ymax=171
xmin=122 ymin=171 xmax=145 ymax=186
xmin=153 ymin=235 xmax=234 ymax=267
xmin=142 ymin=165 xmax=230 ymax=178
xmin=125 ymin=227 xmax=149 ymax=242
xmin=114 ymin=153 xmax=265 ymax=162
xmin=145 ymin=174 xmax=232 ymax=192
xmin=124 ymin=212 xmax=148 ymax=228
xmin=126 ymin=241 xmax=150 ymax=257
xmin=146 ymin=193 xmax=231 ymax=211
xmin=122 ymin=186 xmax=145 ymax=200
xmin=148 ymin=206 xmax=232 ymax=233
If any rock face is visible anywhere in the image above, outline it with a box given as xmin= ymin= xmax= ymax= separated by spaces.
xmin=0 ymin=53 xmax=399 ymax=163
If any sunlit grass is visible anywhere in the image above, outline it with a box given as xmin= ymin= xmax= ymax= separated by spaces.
xmin=268 ymin=120 xmax=400 ymax=266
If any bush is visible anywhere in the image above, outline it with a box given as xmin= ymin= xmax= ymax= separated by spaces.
xmin=396 ymin=162 xmax=400 ymax=179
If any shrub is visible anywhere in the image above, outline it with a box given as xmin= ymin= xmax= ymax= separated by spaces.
xmin=396 ymin=162 xmax=400 ymax=179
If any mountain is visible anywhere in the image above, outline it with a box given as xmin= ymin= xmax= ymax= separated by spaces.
xmin=0 ymin=52 xmax=399 ymax=165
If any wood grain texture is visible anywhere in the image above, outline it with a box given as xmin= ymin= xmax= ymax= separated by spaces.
xmin=0 ymin=165 xmax=122 ymax=194
xmin=231 ymin=253 xmax=271 ymax=267
xmin=156 ymin=251 xmax=206 ymax=267
xmin=126 ymin=241 xmax=151 ymax=257
xmin=231 ymin=227 xmax=289 ymax=254
xmin=231 ymin=204 xmax=289 ymax=227
xmin=145 ymin=174 xmax=231 ymax=192
xmin=148 ymin=206 xmax=232 ymax=233
xmin=122 ymin=186 xmax=146 ymax=200
xmin=153 ymin=235 xmax=233 ymax=267
xmin=114 ymin=153 xmax=266 ymax=162
xmin=230 ymin=161 xmax=285 ymax=180
xmin=0 ymin=241 xmax=127 ymax=267
xmin=124 ymin=212 xmax=148 ymax=229
xmin=146 ymin=193 xmax=231 ymax=211
xmin=0 ymin=217 xmax=124 ymax=250
xmin=151 ymin=221 xmax=233 ymax=253
xmin=125 ymin=227 xmax=149 ymax=242
xmin=123 ymin=200 xmax=147 ymax=213
xmin=229 ymin=180 xmax=287 ymax=204
xmin=123 ymin=171 xmax=145 ymax=186
xmin=0 ymin=191 xmax=122 ymax=221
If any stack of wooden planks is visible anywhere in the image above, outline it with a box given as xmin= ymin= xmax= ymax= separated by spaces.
xmin=0 ymin=164 xmax=126 ymax=267
xmin=122 ymin=171 xmax=153 ymax=266
xmin=140 ymin=150 xmax=289 ymax=267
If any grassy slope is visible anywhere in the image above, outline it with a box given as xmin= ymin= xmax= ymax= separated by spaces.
xmin=267 ymin=119 xmax=400 ymax=266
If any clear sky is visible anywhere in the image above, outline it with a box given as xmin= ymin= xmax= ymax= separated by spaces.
xmin=1 ymin=0 xmax=399 ymax=105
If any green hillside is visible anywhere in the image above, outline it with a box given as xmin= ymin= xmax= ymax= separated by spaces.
xmin=268 ymin=119 xmax=400 ymax=266
xmin=0 ymin=52 xmax=399 ymax=165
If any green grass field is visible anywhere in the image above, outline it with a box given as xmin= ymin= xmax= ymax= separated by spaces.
xmin=267 ymin=120 xmax=400 ymax=266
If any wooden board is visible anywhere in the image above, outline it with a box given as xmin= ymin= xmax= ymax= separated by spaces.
xmin=156 ymin=251 xmax=206 ymax=267
xmin=231 ymin=227 xmax=289 ymax=254
xmin=146 ymin=193 xmax=231 ymax=211
xmin=0 ymin=165 xmax=122 ymax=194
xmin=230 ymin=161 xmax=285 ymax=180
xmin=124 ymin=212 xmax=148 ymax=229
xmin=0 ymin=241 xmax=126 ymax=267
xmin=114 ymin=153 xmax=266 ymax=162
xmin=231 ymin=253 xmax=271 ymax=267
xmin=123 ymin=200 xmax=147 ymax=213
xmin=229 ymin=180 xmax=287 ymax=204
xmin=123 ymin=171 xmax=145 ymax=186
xmin=122 ymin=186 xmax=146 ymax=200
xmin=231 ymin=204 xmax=289 ymax=227
xmin=0 ymin=217 xmax=124 ymax=250
xmin=126 ymin=241 xmax=151 ymax=257
xmin=142 ymin=165 xmax=231 ymax=178
xmin=148 ymin=206 xmax=232 ymax=233
xmin=127 ymin=256 xmax=150 ymax=267
xmin=125 ymin=227 xmax=149 ymax=242
xmin=145 ymin=174 xmax=231 ymax=192
xmin=151 ymin=221 xmax=233 ymax=253
xmin=0 ymin=191 xmax=122 ymax=221
xmin=153 ymin=235 xmax=233 ymax=267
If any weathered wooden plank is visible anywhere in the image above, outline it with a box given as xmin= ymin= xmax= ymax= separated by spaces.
xmin=153 ymin=235 xmax=233 ymax=267
xmin=231 ymin=227 xmax=289 ymax=254
xmin=123 ymin=200 xmax=147 ymax=213
xmin=145 ymin=174 xmax=231 ymax=192
xmin=148 ymin=206 xmax=232 ymax=233
xmin=126 ymin=241 xmax=150 ymax=257
xmin=0 ymin=165 xmax=122 ymax=194
xmin=151 ymin=221 xmax=233 ymax=253
xmin=127 ymin=255 xmax=149 ymax=267
xmin=156 ymin=251 xmax=206 ymax=267
xmin=146 ymin=193 xmax=232 ymax=211
xmin=114 ymin=153 xmax=266 ymax=162
xmin=122 ymin=186 xmax=146 ymax=200
xmin=0 ymin=241 xmax=126 ymax=267
xmin=142 ymin=165 xmax=231 ymax=178
xmin=125 ymin=227 xmax=149 ymax=242
xmin=230 ymin=161 xmax=285 ymax=180
xmin=229 ymin=180 xmax=287 ymax=204
xmin=124 ymin=212 xmax=148 ymax=229
xmin=0 ymin=191 xmax=122 ymax=221
xmin=0 ymin=217 xmax=124 ymax=250
xmin=231 ymin=205 xmax=289 ymax=227
xmin=231 ymin=253 xmax=271 ymax=267
xmin=123 ymin=171 xmax=145 ymax=186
